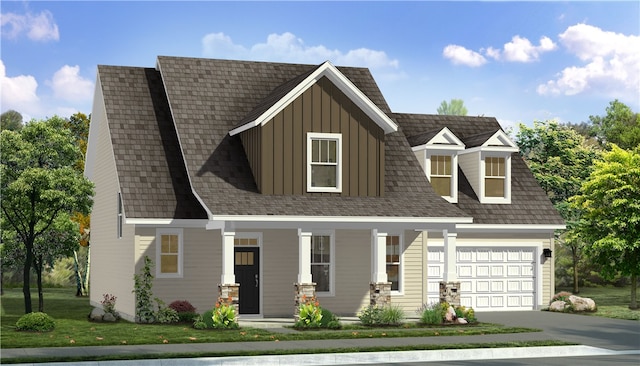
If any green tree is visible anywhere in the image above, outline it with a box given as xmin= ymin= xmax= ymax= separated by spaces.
xmin=571 ymin=145 xmax=640 ymax=309
xmin=437 ymin=99 xmax=468 ymax=116
xmin=1 ymin=110 xmax=23 ymax=131
xmin=589 ymin=100 xmax=640 ymax=150
xmin=0 ymin=116 xmax=94 ymax=314
xmin=516 ymin=120 xmax=599 ymax=293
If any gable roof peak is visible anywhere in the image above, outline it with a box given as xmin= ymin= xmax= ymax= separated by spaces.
xmin=229 ymin=60 xmax=398 ymax=136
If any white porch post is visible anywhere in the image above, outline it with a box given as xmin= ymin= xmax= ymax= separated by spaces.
xmin=371 ymin=229 xmax=388 ymax=283
xmin=297 ymin=230 xmax=313 ymax=283
xmin=443 ymin=229 xmax=458 ymax=282
xmin=221 ymin=231 xmax=236 ymax=284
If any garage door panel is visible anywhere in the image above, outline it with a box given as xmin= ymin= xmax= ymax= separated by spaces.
xmin=427 ymin=246 xmax=536 ymax=311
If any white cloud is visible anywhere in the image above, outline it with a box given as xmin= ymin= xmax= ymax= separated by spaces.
xmin=201 ymin=32 xmax=399 ymax=71
xmin=537 ymin=24 xmax=640 ymax=101
xmin=442 ymin=45 xmax=487 ymax=67
xmin=48 ymin=65 xmax=94 ymax=102
xmin=488 ymin=35 xmax=557 ymax=62
xmin=1 ymin=10 xmax=59 ymax=42
xmin=0 ymin=59 xmax=40 ymax=114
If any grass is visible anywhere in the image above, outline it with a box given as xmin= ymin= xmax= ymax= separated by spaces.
xmin=556 ymin=285 xmax=640 ymax=320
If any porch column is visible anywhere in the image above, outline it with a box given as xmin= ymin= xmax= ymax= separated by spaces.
xmin=294 ymin=230 xmax=316 ymax=319
xmin=370 ymin=229 xmax=391 ymax=306
xmin=440 ymin=229 xmax=460 ymax=306
xmin=221 ymin=231 xmax=236 ymax=284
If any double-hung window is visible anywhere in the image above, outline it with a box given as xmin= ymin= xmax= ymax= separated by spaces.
xmin=307 ymin=133 xmax=342 ymax=192
xmin=484 ymin=157 xmax=506 ymax=197
xmin=386 ymin=235 xmax=402 ymax=292
xmin=430 ymin=155 xmax=452 ymax=197
xmin=156 ymin=228 xmax=183 ymax=278
xmin=311 ymin=234 xmax=334 ymax=295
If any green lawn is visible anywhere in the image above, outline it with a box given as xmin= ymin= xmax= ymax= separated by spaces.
xmin=556 ymin=285 xmax=640 ymax=320
xmin=1 ymin=287 xmax=540 ymax=349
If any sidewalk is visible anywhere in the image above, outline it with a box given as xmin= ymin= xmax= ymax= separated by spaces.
xmin=2 ymin=312 xmax=639 ymax=365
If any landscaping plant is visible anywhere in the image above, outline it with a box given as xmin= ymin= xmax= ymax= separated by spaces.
xmin=212 ymin=297 xmax=239 ymax=329
xmin=16 ymin=312 xmax=56 ymax=332
xmin=295 ymin=295 xmax=323 ymax=328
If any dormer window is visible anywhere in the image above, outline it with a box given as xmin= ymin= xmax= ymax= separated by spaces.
xmin=484 ymin=156 xmax=505 ymax=197
xmin=307 ymin=132 xmax=342 ymax=193
xmin=410 ymin=127 xmax=465 ymax=203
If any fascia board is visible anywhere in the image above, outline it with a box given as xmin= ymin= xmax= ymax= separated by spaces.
xmin=210 ymin=215 xmax=473 ymax=224
xmin=412 ymin=144 xmax=466 ymax=152
xmin=458 ymin=146 xmax=519 ymax=154
xmin=456 ymin=223 xmax=566 ymax=232
xmin=229 ymin=61 xmax=397 ymax=136
xmin=125 ymin=218 xmax=209 ymax=228
xmin=483 ymin=130 xmax=518 ymax=148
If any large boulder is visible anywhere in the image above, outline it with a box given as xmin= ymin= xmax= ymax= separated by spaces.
xmin=569 ymin=295 xmax=596 ymax=312
xmin=549 ymin=300 xmax=568 ymax=312
xmin=89 ymin=307 xmax=105 ymax=321
xmin=102 ymin=312 xmax=117 ymax=322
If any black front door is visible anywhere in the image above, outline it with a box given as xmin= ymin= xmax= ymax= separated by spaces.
xmin=234 ymin=247 xmax=260 ymax=314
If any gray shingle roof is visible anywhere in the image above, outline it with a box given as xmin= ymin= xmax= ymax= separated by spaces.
xmin=97 ymin=56 xmax=562 ymax=226
xmin=98 ymin=65 xmax=207 ymax=219
xmin=392 ymin=113 xmax=564 ymax=225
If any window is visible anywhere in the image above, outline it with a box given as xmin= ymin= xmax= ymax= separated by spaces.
xmin=430 ymin=155 xmax=452 ymax=197
xmin=485 ymin=157 xmax=505 ymax=197
xmin=386 ymin=235 xmax=402 ymax=292
xmin=307 ymin=133 xmax=342 ymax=192
xmin=311 ymin=234 xmax=333 ymax=294
xmin=117 ymin=192 xmax=123 ymax=239
xmin=156 ymin=229 xmax=183 ymax=278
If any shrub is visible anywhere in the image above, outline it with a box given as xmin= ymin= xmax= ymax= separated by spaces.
xmin=169 ymin=300 xmax=198 ymax=322
xmin=133 ymin=256 xmax=155 ymax=323
xmin=155 ymin=298 xmax=179 ymax=324
xmin=295 ymin=295 xmax=323 ymax=328
xmin=358 ymin=305 xmax=383 ymax=326
xmin=319 ymin=308 xmax=342 ymax=329
xmin=194 ymin=310 xmax=215 ymax=329
xmin=212 ymin=297 xmax=239 ymax=329
xmin=16 ymin=312 xmax=55 ymax=332
xmin=380 ymin=304 xmax=405 ymax=325
xmin=169 ymin=300 xmax=196 ymax=313
xmin=101 ymin=293 xmax=119 ymax=319
xmin=418 ymin=302 xmax=444 ymax=325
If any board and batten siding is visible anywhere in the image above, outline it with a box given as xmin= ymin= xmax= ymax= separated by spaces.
xmin=87 ymin=79 xmax=137 ymax=321
xmin=239 ymin=76 xmax=385 ymax=197
xmin=134 ymin=228 xmax=221 ymax=315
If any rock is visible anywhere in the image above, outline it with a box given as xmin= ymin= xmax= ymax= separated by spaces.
xmin=89 ymin=307 xmax=105 ymax=321
xmin=569 ymin=295 xmax=596 ymax=312
xmin=457 ymin=318 xmax=468 ymax=324
xmin=549 ymin=300 xmax=567 ymax=312
xmin=102 ymin=312 xmax=117 ymax=322
xmin=445 ymin=306 xmax=457 ymax=322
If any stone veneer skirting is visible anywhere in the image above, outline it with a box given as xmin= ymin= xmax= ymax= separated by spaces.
xmin=218 ymin=283 xmax=240 ymax=316
xmin=369 ymin=282 xmax=392 ymax=307
xmin=293 ymin=282 xmax=316 ymax=320
xmin=439 ymin=281 xmax=461 ymax=306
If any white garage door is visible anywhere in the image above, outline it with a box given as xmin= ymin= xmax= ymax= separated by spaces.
xmin=427 ymin=247 xmax=536 ymax=311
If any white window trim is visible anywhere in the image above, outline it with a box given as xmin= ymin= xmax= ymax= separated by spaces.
xmin=386 ymin=232 xmax=404 ymax=295
xmin=307 ymin=132 xmax=342 ymax=193
xmin=310 ymin=230 xmax=335 ymax=297
xmin=480 ymin=152 xmax=512 ymax=204
xmin=156 ymin=228 xmax=184 ymax=278
xmin=426 ymin=151 xmax=459 ymax=203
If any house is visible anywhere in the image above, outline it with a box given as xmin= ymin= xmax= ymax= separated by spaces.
xmin=85 ymin=56 xmax=564 ymax=321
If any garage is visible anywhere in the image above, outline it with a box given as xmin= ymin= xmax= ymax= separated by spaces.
xmin=427 ymin=246 xmax=537 ymax=311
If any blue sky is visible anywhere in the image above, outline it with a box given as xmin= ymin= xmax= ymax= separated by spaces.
xmin=2 ymin=1 xmax=639 ymax=129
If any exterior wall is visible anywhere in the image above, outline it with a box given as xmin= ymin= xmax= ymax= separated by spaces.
xmin=390 ymin=231 xmax=424 ymax=313
xmin=542 ymin=234 xmax=554 ymax=305
xmin=458 ymin=151 xmax=480 ymax=195
xmin=240 ymin=76 xmax=385 ymax=197
xmin=87 ymin=81 xmax=136 ymax=321
xmin=260 ymin=229 xmax=298 ymax=316
xmin=134 ymin=227 xmax=221 ymax=316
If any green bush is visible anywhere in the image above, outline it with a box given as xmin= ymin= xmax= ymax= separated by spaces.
xmin=358 ymin=305 xmax=383 ymax=326
xmin=319 ymin=308 xmax=342 ymax=329
xmin=418 ymin=303 xmax=444 ymax=325
xmin=177 ymin=311 xmax=199 ymax=323
xmin=193 ymin=310 xmax=215 ymax=329
xmin=358 ymin=305 xmax=405 ymax=326
xmin=380 ymin=305 xmax=405 ymax=325
xmin=16 ymin=312 xmax=56 ymax=332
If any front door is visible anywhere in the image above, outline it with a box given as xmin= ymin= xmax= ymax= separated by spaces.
xmin=234 ymin=247 xmax=260 ymax=314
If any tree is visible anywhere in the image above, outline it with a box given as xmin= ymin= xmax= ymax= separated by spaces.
xmin=516 ymin=120 xmax=599 ymax=293
xmin=1 ymin=110 xmax=23 ymax=131
xmin=571 ymin=145 xmax=640 ymax=309
xmin=0 ymin=116 xmax=94 ymax=313
xmin=437 ymin=99 xmax=468 ymax=116
xmin=589 ymin=100 xmax=640 ymax=150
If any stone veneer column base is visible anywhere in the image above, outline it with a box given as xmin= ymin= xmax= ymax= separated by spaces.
xmin=293 ymin=282 xmax=316 ymax=320
xmin=370 ymin=282 xmax=392 ymax=307
xmin=439 ymin=281 xmax=461 ymax=306
xmin=218 ymin=283 xmax=240 ymax=317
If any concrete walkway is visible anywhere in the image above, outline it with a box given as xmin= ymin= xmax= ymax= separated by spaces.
xmin=2 ymin=312 xmax=639 ymax=365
